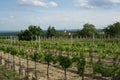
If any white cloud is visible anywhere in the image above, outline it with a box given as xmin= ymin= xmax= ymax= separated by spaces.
xmin=48 ymin=1 xmax=58 ymax=7
xmin=76 ymin=0 xmax=94 ymax=9
xmin=110 ymin=0 xmax=120 ymax=3
xmin=10 ymin=16 xmax=15 ymax=19
xmin=18 ymin=0 xmax=58 ymax=7
xmin=75 ymin=0 xmax=120 ymax=9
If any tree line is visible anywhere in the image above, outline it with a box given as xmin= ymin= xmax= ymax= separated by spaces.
xmin=18 ymin=22 xmax=120 ymax=40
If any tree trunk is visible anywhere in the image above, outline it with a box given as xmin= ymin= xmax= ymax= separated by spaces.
xmin=64 ymin=68 xmax=67 ymax=80
xmin=35 ymin=60 xmax=37 ymax=80
xmin=8 ymin=53 xmax=10 ymax=68
xmin=13 ymin=55 xmax=15 ymax=71
xmin=19 ymin=56 xmax=21 ymax=75
xmin=11 ymin=55 xmax=13 ymax=69
xmin=0 ymin=51 xmax=2 ymax=65
xmin=26 ymin=55 xmax=29 ymax=76
xmin=112 ymin=57 xmax=118 ymax=80
xmin=18 ymin=40 xmax=20 ymax=75
xmin=82 ymin=68 xmax=84 ymax=80
xmin=89 ymin=52 xmax=94 ymax=79
xmin=47 ymin=63 xmax=49 ymax=80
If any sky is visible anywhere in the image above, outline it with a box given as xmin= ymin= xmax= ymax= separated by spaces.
xmin=0 ymin=0 xmax=120 ymax=31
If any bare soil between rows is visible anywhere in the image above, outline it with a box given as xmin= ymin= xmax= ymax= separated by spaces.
xmin=0 ymin=51 xmax=110 ymax=80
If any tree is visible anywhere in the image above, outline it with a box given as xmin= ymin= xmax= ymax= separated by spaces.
xmin=25 ymin=50 xmax=30 ymax=77
xmin=30 ymin=51 xmax=43 ymax=80
xmin=3 ymin=46 xmax=11 ymax=68
xmin=44 ymin=52 xmax=53 ymax=80
xmin=18 ymin=48 xmax=26 ymax=75
xmin=18 ymin=25 xmax=44 ymax=41
xmin=104 ymin=22 xmax=120 ymax=38
xmin=73 ymin=30 xmax=81 ymax=38
xmin=10 ymin=47 xmax=18 ymax=70
xmin=28 ymin=25 xmax=44 ymax=39
xmin=81 ymin=23 xmax=97 ymax=38
xmin=58 ymin=55 xmax=72 ymax=80
xmin=46 ymin=26 xmax=57 ymax=38
xmin=18 ymin=30 xmax=32 ymax=41
xmin=0 ymin=46 xmax=6 ymax=64
xmin=72 ymin=54 xmax=86 ymax=80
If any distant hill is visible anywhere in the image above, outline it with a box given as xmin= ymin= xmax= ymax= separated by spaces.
xmin=0 ymin=29 xmax=78 ymax=36
xmin=0 ymin=31 xmax=18 ymax=36
xmin=0 ymin=29 xmax=103 ymax=36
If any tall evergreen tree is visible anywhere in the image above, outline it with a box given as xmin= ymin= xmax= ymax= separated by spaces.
xmin=46 ymin=26 xmax=57 ymax=38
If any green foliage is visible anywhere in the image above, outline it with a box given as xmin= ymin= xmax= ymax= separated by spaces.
xmin=101 ymin=66 xmax=113 ymax=77
xmin=46 ymin=26 xmax=57 ymax=38
xmin=18 ymin=25 xmax=44 ymax=41
xmin=28 ymin=25 xmax=44 ymax=38
xmin=93 ymin=60 xmax=104 ymax=75
xmin=52 ymin=56 xmax=58 ymax=65
xmin=104 ymin=22 xmax=120 ymax=37
xmin=0 ymin=66 xmax=24 ymax=80
xmin=44 ymin=53 xmax=53 ymax=63
xmin=0 ymin=45 xmax=6 ymax=52
xmin=72 ymin=54 xmax=86 ymax=77
xmin=30 ymin=51 xmax=43 ymax=61
xmin=18 ymin=49 xmax=26 ymax=57
xmin=10 ymin=47 xmax=18 ymax=55
xmin=81 ymin=23 xmax=97 ymax=37
xmin=5 ymin=47 xmax=11 ymax=53
xmin=58 ymin=55 xmax=72 ymax=80
xmin=44 ymin=52 xmax=54 ymax=79
xmin=0 ymin=36 xmax=120 ymax=79
xmin=73 ymin=30 xmax=81 ymax=38
xmin=58 ymin=55 xmax=72 ymax=69
xmin=18 ymin=30 xmax=32 ymax=41
xmin=93 ymin=60 xmax=116 ymax=77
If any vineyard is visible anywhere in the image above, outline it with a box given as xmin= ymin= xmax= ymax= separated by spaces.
xmin=0 ymin=37 xmax=120 ymax=80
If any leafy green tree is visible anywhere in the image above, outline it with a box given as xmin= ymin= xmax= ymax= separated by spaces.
xmin=44 ymin=52 xmax=53 ymax=80
xmin=0 ymin=46 xmax=6 ymax=64
xmin=28 ymin=25 xmax=44 ymax=39
xmin=24 ymin=49 xmax=30 ymax=77
xmin=18 ymin=30 xmax=32 ymax=41
xmin=93 ymin=60 xmax=114 ymax=77
xmin=5 ymin=46 xmax=11 ymax=68
xmin=58 ymin=55 xmax=72 ymax=80
xmin=18 ymin=48 xmax=26 ymax=75
xmin=52 ymin=55 xmax=58 ymax=65
xmin=104 ymin=22 xmax=120 ymax=37
xmin=81 ymin=23 xmax=97 ymax=38
xmin=72 ymin=54 xmax=86 ymax=80
xmin=73 ymin=30 xmax=81 ymax=38
xmin=10 ymin=47 xmax=18 ymax=70
xmin=18 ymin=25 xmax=44 ymax=40
xmin=111 ymin=48 xmax=120 ymax=80
xmin=30 ymin=51 xmax=43 ymax=79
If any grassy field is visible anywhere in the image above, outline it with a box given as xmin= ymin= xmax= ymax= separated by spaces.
xmin=0 ymin=65 xmax=25 ymax=80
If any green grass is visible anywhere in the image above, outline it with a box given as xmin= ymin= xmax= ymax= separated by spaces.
xmin=0 ymin=66 xmax=25 ymax=80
